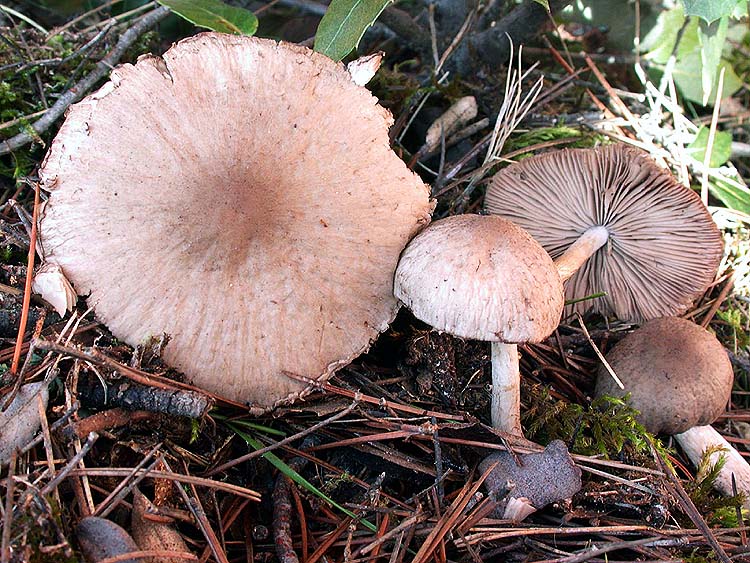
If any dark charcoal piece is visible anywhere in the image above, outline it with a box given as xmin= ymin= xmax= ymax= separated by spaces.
xmin=480 ymin=440 xmax=582 ymax=521
xmin=77 ymin=372 xmax=211 ymax=419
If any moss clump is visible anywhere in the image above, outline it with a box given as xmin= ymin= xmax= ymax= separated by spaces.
xmin=523 ymin=384 xmax=656 ymax=459
xmin=685 ymin=444 xmax=746 ymax=526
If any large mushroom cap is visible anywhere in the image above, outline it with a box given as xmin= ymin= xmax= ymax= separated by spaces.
xmin=39 ymin=33 xmax=432 ymax=409
xmin=485 ymin=144 xmax=723 ymax=322
xmin=393 ymin=215 xmax=564 ymax=343
xmin=595 ymin=317 xmax=733 ymax=435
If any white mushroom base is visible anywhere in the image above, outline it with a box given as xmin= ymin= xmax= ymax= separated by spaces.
xmin=674 ymin=425 xmax=750 ymax=509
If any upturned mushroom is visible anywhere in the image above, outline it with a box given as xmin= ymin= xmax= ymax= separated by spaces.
xmin=485 ymin=144 xmax=723 ymax=322
xmin=394 ymin=214 xmax=564 ymax=435
xmin=38 ymin=33 xmax=433 ymax=410
xmin=595 ymin=317 xmax=750 ymax=506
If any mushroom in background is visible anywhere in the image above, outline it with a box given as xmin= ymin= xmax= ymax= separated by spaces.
xmin=485 ymin=144 xmax=723 ymax=322
xmin=38 ymin=33 xmax=433 ymax=411
xmin=595 ymin=317 xmax=750 ymax=506
xmin=76 ymin=517 xmax=140 ymax=563
xmin=394 ymin=214 xmax=564 ymax=436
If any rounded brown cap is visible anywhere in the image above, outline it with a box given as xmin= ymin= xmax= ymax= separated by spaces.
xmin=393 ymin=214 xmax=564 ymax=343
xmin=38 ymin=33 xmax=432 ymax=409
xmin=485 ymin=144 xmax=724 ymax=323
xmin=595 ymin=317 xmax=733 ymax=435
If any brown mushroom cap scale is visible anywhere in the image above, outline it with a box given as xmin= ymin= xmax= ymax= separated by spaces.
xmin=38 ymin=33 xmax=432 ymax=409
xmin=485 ymin=144 xmax=724 ymax=322
xmin=594 ymin=317 xmax=732 ymax=435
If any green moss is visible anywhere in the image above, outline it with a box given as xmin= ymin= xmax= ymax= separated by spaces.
xmin=0 ymin=26 xmax=158 ymax=183
xmin=686 ymin=444 xmax=746 ymax=526
xmin=684 ymin=552 xmax=720 ymax=563
xmin=507 ymin=125 xmax=581 ymax=148
xmin=523 ymin=385 xmax=657 ymax=459
xmin=717 ymin=306 xmax=750 ymax=350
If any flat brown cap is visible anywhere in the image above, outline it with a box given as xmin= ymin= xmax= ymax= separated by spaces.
xmin=485 ymin=144 xmax=723 ymax=322
xmin=38 ymin=33 xmax=432 ymax=410
xmin=394 ymin=215 xmax=564 ymax=343
xmin=595 ymin=317 xmax=733 ymax=435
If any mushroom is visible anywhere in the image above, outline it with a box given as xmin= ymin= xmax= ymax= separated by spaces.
xmin=485 ymin=144 xmax=723 ymax=322
xmin=394 ymin=214 xmax=564 ymax=435
xmin=38 ymin=33 xmax=433 ymax=410
xmin=595 ymin=316 xmax=750 ymax=506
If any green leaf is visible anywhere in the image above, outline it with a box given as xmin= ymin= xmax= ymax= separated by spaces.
xmin=314 ymin=0 xmax=393 ymax=61
xmin=731 ymin=0 xmax=749 ymax=17
xmin=709 ymin=176 xmax=750 ymax=214
xmin=533 ymin=0 xmax=550 ymax=10
xmin=698 ymin=16 xmax=728 ymax=104
xmin=682 ymin=0 xmax=744 ymax=22
xmin=642 ymin=7 xmax=704 ymax=63
xmin=687 ymin=127 xmax=732 ymax=167
xmin=672 ymin=51 xmax=743 ymax=103
xmin=156 ymin=0 xmax=258 ymax=35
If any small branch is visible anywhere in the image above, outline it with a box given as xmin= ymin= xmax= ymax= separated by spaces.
xmin=0 ymin=6 xmax=170 ymax=156
xmin=9 ymin=182 xmax=39 ymax=375
xmin=68 ymin=408 xmax=157 ymax=439
xmin=455 ymin=0 xmax=572 ymax=70
xmin=272 ymin=437 xmax=319 ymax=563
xmin=273 ymin=467 xmax=301 ymax=563
xmin=39 ymin=432 xmax=98 ymax=497
xmin=33 ymin=338 xmax=220 ymax=406
xmin=378 ymin=7 xmax=431 ymax=55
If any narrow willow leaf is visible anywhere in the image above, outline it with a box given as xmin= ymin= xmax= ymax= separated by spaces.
xmin=132 ymin=490 xmax=193 ymax=563
xmin=0 ymin=383 xmax=49 ymax=466
xmin=314 ymin=0 xmax=393 ymax=61
xmin=157 ymin=0 xmax=258 ymax=35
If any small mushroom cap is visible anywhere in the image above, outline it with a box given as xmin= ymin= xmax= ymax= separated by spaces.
xmin=38 ymin=33 xmax=432 ymax=409
xmin=595 ymin=317 xmax=733 ymax=435
xmin=485 ymin=144 xmax=723 ymax=323
xmin=393 ymin=215 xmax=564 ymax=343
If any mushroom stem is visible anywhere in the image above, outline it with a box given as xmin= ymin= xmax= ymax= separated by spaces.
xmin=490 ymin=342 xmax=522 ymax=436
xmin=674 ymin=425 xmax=750 ymax=509
xmin=555 ymin=226 xmax=609 ymax=283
